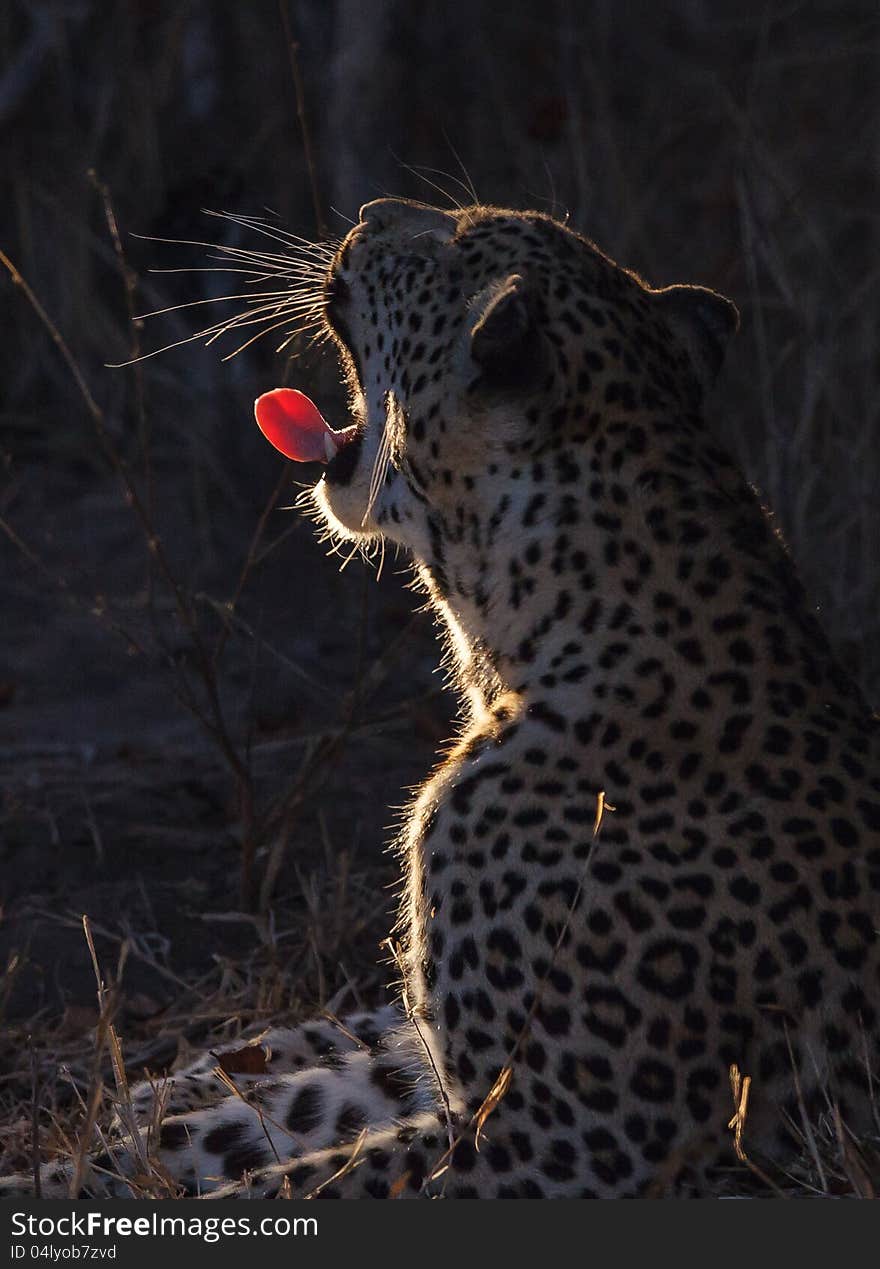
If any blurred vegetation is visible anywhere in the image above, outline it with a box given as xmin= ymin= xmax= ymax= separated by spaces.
xmin=0 ymin=0 xmax=877 ymax=1154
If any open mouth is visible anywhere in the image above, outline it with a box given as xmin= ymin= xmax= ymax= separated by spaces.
xmin=254 ymin=388 xmax=361 ymax=483
xmin=324 ymin=428 xmax=364 ymax=485
xmin=252 ymin=269 xmax=366 ymax=487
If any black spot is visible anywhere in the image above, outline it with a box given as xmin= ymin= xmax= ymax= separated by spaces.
xmin=630 ymin=1059 xmax=675 ymax=1103
xmin=637 ymin=938 xmax=699 ymax=999
xmin=371 ymin=1063 xmax=414 ymax=1105
xmin=159 ymin=1121 xmax=193 ymax=1151
xmin=285 ymin=1085 xmax=324 ymax=1135
xmin=335 ymin=1103 xmax=367 ymax=1138
xmin=224 ymin=1140 xmax=271 ymax=1178
xmin=831 ymin=817 xmax=859 ymax=849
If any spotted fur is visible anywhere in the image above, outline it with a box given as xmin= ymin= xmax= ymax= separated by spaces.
xmin=3 ymin=199 xmax=878 ymax=1200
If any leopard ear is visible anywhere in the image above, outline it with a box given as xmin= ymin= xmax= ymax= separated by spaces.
xmin=470 ymin=274 xmax=539 ymax=386
xmin=653 ymin=284 xmax=739 ymax=393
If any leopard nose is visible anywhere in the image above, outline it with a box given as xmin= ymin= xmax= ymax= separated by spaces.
xmin=357 ymin=198 xmax=457 ymax=240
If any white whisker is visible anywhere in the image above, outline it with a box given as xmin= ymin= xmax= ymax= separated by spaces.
xmin=199 ymin=254 xmax=326 ymax=279
xmin=133 ymin=290 xmax=307 ymax=320
xmin=274 ymin=321 xmax=325 ymax=354
xmin=148 ymin=265 xmax=295 ymax=278
xmin=410 ymin=163 xmax=473 ymax=207
xmin=286 ymin=325 xmax=335 ymax=357
xmin=125 ymin=212 xmax=337 ymax=365
xmin=338 ymin=540 xmax=362 ymax=571
xmin=110 ymin=296 xmax=324 ymax=366
xmin=201 ymin=246 xmax=324 ymax=272
xmin=329 ymin=205 xmax=358 ymax=227
xmin=200 ymin=299 xmax=322 ymax=346
xmin=388 ymin=154 xmax=465 ymax=211
xmin=220 ymin=313 xmax=324 ymax=360
xmin=362 ymin=418 xmax=394 ymax=527
xmin=133 ymin=232 xmax=322 ymax=274
xmin=107 ymin=326 xmax=230 ymax=367
xmin=204 ymin=209 xmax=339 ymax=258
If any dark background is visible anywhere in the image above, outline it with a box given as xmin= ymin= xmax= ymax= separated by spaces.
xmin=1 ymin=0 xmax=877 ymax=1161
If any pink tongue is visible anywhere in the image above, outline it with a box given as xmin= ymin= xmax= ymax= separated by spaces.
xmin=254 ymin=388 xmax=355 ymax=463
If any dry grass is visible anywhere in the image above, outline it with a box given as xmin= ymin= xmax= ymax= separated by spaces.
xmin=0 ymin=865 xmax=392 ymax=1185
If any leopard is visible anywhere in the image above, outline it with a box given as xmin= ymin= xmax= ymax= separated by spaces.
xmin=3 ymin=197 xmax=878 ymax=1200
